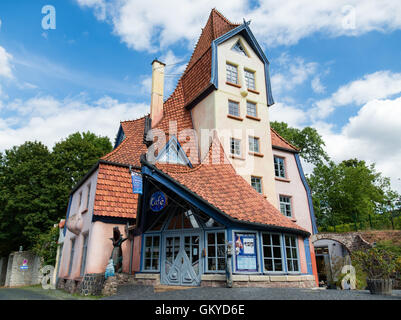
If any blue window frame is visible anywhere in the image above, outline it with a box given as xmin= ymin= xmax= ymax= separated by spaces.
xmin=261 ymin=233 xmax=283 ymax=273
xmin=143 ymin=234 xmax=161 ymax=271
xmin=206 ymin=231 xmax=226 ymax=272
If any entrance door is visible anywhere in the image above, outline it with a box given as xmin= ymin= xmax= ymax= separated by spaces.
xmin=162 ymin=233 xmax=201 ymax=286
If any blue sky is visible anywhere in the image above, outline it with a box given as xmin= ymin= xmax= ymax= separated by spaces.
xmin=0 ymin=0 xmax=401 ymax=192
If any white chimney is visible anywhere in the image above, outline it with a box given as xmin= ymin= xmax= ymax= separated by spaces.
xmin=150 ymin=59 xmax=165 ymax=128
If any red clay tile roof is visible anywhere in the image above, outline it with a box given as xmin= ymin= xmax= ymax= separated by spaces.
xmin=270 ymin=128 xmax=300 ymax=152
xmin=93 ymin=163 xmax=138 ymax=218
xmin=181 ymin=9 xmax=239 ymax=107
xmin=154 ymin=137 xmax=308 ymax=234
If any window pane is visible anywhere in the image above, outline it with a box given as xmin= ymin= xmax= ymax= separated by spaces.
xmin=216 ymin=232 xmax=225 ymax=244
xmin=263 ymin=246 xmax=272 ymax=258
xmin=264 ymin=259 xmax=273 ymax=271
xmin=273 ymin=246 xmax=281 ymax=258
xmin=247 ymin=101 xmax=257 ymax=117
xmin=217 ymin=258 xmax=226 ymax=271
xmin=208 ymin=258 xmax=216 ymax=271
xmin=245 ymin=70 xmax=255 ymax=90
xmin=263 ymin=234 xmax=271 ymax=246
xmin=208 ymin=245 xmax=216 ymax=257
xmin=226 ymin=63 xmax=238 ymax=84
xmin=272 ymin=235 xmax=281 ymax=246
xmin=274 ymin=259 xmax=283 ymax=271
xmin=228 ymin=101 xmax=240 ymax=116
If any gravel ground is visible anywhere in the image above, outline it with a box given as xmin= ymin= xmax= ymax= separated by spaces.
xmin=102 ymin=284 xmax=401 ymax=300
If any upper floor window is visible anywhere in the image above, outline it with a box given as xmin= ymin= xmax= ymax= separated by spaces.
xmin=251 ymin=176 xmax=262 ymax=194
xmin=230 ymin=138 xmax=241 ymax=156
xmin=244 ymin=70 xmax=255 ymax=90
xmin=249 ymin=136 xmax=260 ymax=153
xmin=228 ymin=100 xmax=240 ymax=117
xmin=246 ymin=101 xmax=257 ymax=118
xmin=232 ymin=40 xmax=248 ymax=57
xmin=279 ymin=195 xmax=292 ymax=217
xmin=226 ymin=63 xmax=238 ymax=84
xmin=274 ymin=156 xmax=286 ymax=178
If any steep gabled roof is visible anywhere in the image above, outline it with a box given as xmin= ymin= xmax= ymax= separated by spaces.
xmin=270 ymin=128 xmax=300 ymax=152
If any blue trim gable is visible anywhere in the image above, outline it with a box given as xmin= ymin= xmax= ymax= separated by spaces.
xmin=211 ymin=22 xmax=274 ymax=106
xmin=294 ymin=153 xmax=318 ymax=234
xmin=114 ymin=125 xmax=125 ymax=149
xmin=156 ymin=135 xmax=193 ymax=168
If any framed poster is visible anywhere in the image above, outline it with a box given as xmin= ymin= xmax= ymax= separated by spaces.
xmin=235 ymin=233 xmax=258 ymax=272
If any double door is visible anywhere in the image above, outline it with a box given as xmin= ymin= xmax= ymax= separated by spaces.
xmin=162 ymin=233 xmax=201 ymax=286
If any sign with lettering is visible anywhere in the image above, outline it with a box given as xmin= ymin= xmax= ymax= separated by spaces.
xmin=150 ymin=191 xmax=167 ymax=212
xmin=235 ymin=233 xmax=258 ymax=272
xmin=131 ymin=172 xmax=142 ymax=194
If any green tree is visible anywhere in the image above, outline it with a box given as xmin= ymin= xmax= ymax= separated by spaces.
xmin=50 ymin=131 xmax=112 ymax=225
xmin=309 ymin=159 xmax=399 ymax=230
xmin=270 ymin=121 xmax=330 ymax=165
xmin=0 ymin=142 xmax=56 ymax=255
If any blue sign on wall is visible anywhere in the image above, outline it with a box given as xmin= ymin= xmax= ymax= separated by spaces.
xmin=235 ymin=233 xmax=258 ymax=272
xmin=131 ymin=172 xmax=142 ymax=194
xmin=150 ymin=191 xmax=168 ymax=212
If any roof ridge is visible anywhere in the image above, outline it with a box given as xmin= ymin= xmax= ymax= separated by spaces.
xmin=120 ymin=114 xmax=149 ymax=124
xmin=270 ymin=127 xmax=300 ymax=151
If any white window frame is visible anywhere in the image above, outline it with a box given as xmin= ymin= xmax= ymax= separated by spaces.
xmin=244 ymin=69 xmax=255 ymax=90
xmin=251 ymin=176 xmax=262 ymax=194
xmin=230 ymin=138 xmax=241 ymax=157
xmin=226 ymin=63 xmax=238 ymax=84
xmin=249 ymin=136 xmax=260 ymax=153
xmin=279 ymin=195 xmax=292 ymax=218
xmin=274 ymin=156 xmax=286 ymax=178
xmin=246 ymin=101 xmax=257 ymax=117
xmin=284 ymin=235 xmax=300 ymax=273
xmin=228 ymin=100 xmax=240 ymax=117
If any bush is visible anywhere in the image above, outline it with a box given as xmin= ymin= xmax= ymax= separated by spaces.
xmin=352 ymin=247 xmax=401 ymax=280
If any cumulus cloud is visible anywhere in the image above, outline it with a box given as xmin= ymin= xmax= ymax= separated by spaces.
xmin=76 ymin=0 xmax=401 ymax=52
xmin=313 ymin=70 xmax=401 ymax=119
xmin=0 ymin=95 xmax=149 ymax=151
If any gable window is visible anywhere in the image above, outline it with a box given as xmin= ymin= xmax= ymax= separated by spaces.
xmin=246 ymin=101 xmax=257 ymax=118
xmin=80 ymin=234 xmax=88 ymax=276
xmin=284 ymin=235 xmax=300 ymax=272
xmin=206 ymin=231 xmax=226 ymax=272
xmin=230 ymin=138 xmax=241 ymax=156
xmin=226 ymin=63 xmax=238 ymax=84
xmin=274 ymin=156 xmax=286 ymax=178
xmin=244 ymin=70 xmax=255 ymax=90
xmin=228 ymin=100 xmax=240 ymax=117
xmin=249 ymin=136 xmax=260 ymax=153
xmin=232 ymin=40 xmax=247 ymax=56
xmin=68 ymin=238 xmax=75 ymax=276
xmin=279 ymin=195 xmax=292 ymax=217
xmin=251 ymin=176 xmax=262 ymax=194
xmin=143 ymin=235 xmax=160 ymax=271
xmin=262 ymin=233 xmax=283 ymax=272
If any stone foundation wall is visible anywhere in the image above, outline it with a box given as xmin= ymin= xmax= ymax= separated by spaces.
xmin=201 ymin=274 xmax=316 ymax=288
xmin=4 ymin=251 xmax=42 ymax=287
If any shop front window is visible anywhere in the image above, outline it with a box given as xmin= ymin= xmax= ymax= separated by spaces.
xmin=285 ymin=235 xmax=300 ymax=272
xmin=206 ymin=231 xmax=226 ymax=272
xmin=144 ymin=235 xmax=160 ymax=271
xmin=262 ymin=233 xmax=283 ymax=272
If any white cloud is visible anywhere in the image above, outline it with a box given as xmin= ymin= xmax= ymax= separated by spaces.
xmin=271 ymin=53 xmax=318 ymax=97
xmin=0 ymin=46 xmax=13 ymax=78
xmin=313 ymin=70 xmax=401 ymax=119
xmin=0 ymin=95 xmax=149 ymax=151
xmin=311 ymin=76 xmax=325 ymax=94
xmin=269 ymin=102 xmax=308 ymax=128
xmin=316 ymin=96 xmax=401 ymax=193
xmin=76 ymin=0 xmax=401 ymax=52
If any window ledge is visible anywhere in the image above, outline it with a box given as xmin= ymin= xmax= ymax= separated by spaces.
xmin=246 ymin=115 xmax=261 ymax=121
xmin=226 ymin=81 xmax=241 ymax=88
xmin=290 ymin=218 xmax=297 ymax=222
xmin=247 ymin=88 xmax=259 ymax=95
xmin=227 ymin=114 xmax=243 ymax=121
xmin=81 ymin=208 xmax=88 ymax=214
xmin=275 ymin=177 xmax=291 ymax=183
xmin=230 ymin=154 xmax=245 ymax=161
xmin=249 ymin=152 xmax=264 ymax=158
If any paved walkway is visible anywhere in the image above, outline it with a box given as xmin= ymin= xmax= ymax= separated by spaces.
xmin=102 ymin=284 xmax=401 ymax=300
xmin=0 ymin=286 xmax=94 ymax=300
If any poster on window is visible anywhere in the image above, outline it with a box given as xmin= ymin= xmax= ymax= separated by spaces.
xmin=235 ymin=233 xmax=258 ymax=272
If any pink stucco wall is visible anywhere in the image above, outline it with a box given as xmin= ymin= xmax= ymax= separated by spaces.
xmin=297 ymin=236 xmax=307 ymax=274
xmin=131 ymin=235 xmax=142 ymax=273
xmin=273 ymin=149 xmax=314 ymax=234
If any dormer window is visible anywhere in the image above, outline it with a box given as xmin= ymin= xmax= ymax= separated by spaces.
xmin=226 ymin=63 xmax=238 ymax=84
xmin=232 ymin=40 xmax=248 ymax=57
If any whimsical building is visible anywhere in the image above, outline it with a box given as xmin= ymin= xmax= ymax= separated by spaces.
xmin=57 ymin=9 xmax=318 ymax=292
